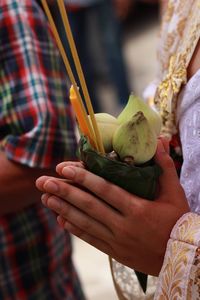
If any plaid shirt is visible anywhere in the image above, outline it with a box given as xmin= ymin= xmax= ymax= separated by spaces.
xmin=0 ymin=1 xmax=85 ymax=299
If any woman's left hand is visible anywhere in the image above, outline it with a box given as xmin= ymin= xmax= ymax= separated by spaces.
xmin=36 ymin=140 xmax=189 ymax=276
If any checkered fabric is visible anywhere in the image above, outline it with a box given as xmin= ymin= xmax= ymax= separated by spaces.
xmin=0 ymin=204 xmax=85 ymax=300
xmin=0 ymin=0 xmax=77 ymax=168
xmin=0 ymin=0 xmax=85 ymax=299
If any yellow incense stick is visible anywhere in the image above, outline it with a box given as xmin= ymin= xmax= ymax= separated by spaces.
xmin=41 ymin=0 xmax=98 ymax=149
xmin=57 ymin=0 xmax=105 ymax=154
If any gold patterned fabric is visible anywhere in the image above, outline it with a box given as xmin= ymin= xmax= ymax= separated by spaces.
xmin=155 ymin=213 xmax=200 ymax=299
xmin=154 ymin=0 xmax=200 ymax=139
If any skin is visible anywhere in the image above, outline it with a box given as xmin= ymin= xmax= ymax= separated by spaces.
xmin=0 ymin=151 xmax=56 ymax=215
xmin=36 ymin=140 xmax=189 ymax=276
xmin=113 ymin=0 xmax=134 ymax=19
xmin=160 ymin=0 xmax=168 ymax=15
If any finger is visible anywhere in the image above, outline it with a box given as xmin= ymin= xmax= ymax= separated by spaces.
xmin=56 ymin=161 xmax=85 ymax=176
xmin=42 ymin=179 xmax=122 ymax=228
xmin=42 ymin=194 xmax=113 ymax=240
xmin=59 ymin=166 xmax=138 ymax=214
xmin=36 ymin=176 xmax=52 ymax=191
xmin=36 ymin=176 xmax=71 ymax=192
xmin=57 ymin=216 xmax=115 ymax=258
xmin=158 ymin=136 xmax=170 ymax=153
xmin=41 ymin=193 xmax=50 ymax=206
xmin=57 ymin=215 xmax=66 ymax=228
xmin=155 ymin=140 xmax=182 ymax=193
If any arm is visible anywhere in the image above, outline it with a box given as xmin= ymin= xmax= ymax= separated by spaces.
xmin=113 ymin=0 xmax=133 ymax=19
xmin=0 ymin=151 xmax=56 ymax=215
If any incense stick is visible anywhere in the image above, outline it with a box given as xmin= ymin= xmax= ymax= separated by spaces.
xmin=57 ymin=0 xmax=105 ymax=154
xmin=41 ymin=0 xmax=98 ymax=149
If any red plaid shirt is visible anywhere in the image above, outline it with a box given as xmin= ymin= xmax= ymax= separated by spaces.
xmin=0 ymin=1 xmax=85 ymax=299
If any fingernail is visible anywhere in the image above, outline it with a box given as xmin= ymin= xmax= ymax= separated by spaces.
xmin=57 ymin=215 xmax=65 ymax=228
xmin=62 ymin=167 xmax=75 ymax=179
xmin=157 ymin=140 xmax=166 ymax=153
xmin=48 ymin=196 xmax=61 ymax=211
xmin=41 ymin=194 xmax=48 ymax=205
xmin=159 ymin=135 xmax=170 ymax=141
xmin=44 ymin=180 xmax=58 ymax=193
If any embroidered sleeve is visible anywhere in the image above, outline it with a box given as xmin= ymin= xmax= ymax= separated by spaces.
xmin=154 ymin=212 xmax=200 ymax=299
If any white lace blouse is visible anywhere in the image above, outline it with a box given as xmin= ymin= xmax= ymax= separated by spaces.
xmin=177 ymin=69 xmax=200 ymax=213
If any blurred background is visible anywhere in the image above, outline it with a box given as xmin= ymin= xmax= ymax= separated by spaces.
xmin=68 ymin=0 xmax=161 ymax=299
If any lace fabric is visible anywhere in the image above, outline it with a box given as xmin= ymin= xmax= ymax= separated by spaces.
xmin=112 ymin=260 xmax=157 ymax=300
xmin=176 ymin=69 xmax=200 ymax=214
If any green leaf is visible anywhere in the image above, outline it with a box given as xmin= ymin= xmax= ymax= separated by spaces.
xmin=78 ymin=136 xmax=161 ymax=200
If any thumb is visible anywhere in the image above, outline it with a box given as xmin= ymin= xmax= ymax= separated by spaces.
xmin=155 ymin=139 xmax=181 ymax=194
xmin=158 ymin=136 xmax=170 ymax=153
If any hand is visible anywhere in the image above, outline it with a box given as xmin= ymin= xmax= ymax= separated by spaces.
xmin=113 ymin=0 xmax=133 ymax=20
xmin=159 ymin=0 xmax=168 ymax=15
xmin=0 ymin=151 xmax=55 ymax=215
xmin=36 ymin=140 xmax=189 ymax=276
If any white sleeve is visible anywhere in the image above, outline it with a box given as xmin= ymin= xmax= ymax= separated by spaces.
xmin=176 ymin=69 xmax=200 ymax=213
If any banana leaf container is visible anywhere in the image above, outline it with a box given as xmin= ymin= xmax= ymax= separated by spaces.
xmin=78 ymin=136 xmax=162 ymax=293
